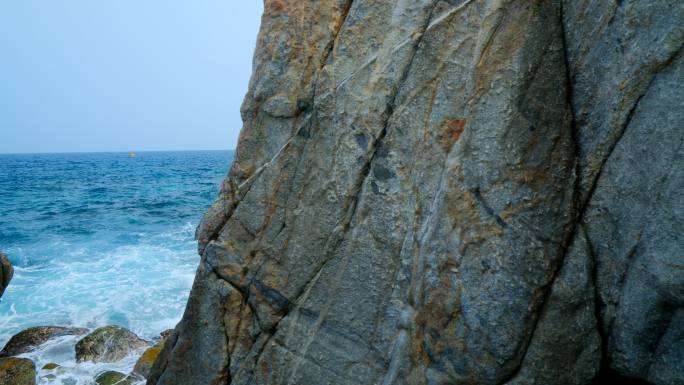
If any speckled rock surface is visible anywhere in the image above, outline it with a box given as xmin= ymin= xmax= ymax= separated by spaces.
xmin=149 ymin=1 xmax=684 ymax=384
xmin=0 ymin=326 xmax=88 ymax=358
xmin=76 ymin=326 xmax=147 ymax=363
xmin=0 ymin=252 xmax=12 ymax=298
xmin=0 ymin=357 xmax=35 ymax=385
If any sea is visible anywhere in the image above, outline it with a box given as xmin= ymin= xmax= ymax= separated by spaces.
xmin=0 ymin=150 xmax=233 ymax=384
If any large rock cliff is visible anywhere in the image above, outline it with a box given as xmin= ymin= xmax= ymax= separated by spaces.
xmin=149 ymin=1 xmax=683 ymax=384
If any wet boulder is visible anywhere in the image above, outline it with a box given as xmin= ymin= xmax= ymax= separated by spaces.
xmin=39 ymin=363 xmax=64 ymax=383
xmin=0 ymin=357 xmax=36 ymax=385
xmin=75 ymin=325 xmax=147 ymax=363
xmin=0 ymin=326 xmax=88 ymax=357
xmin=95 ymin=370 xmax=134 ymax=385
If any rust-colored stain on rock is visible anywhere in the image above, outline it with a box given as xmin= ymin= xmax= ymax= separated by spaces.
xmin=440 ymin=118 xmax=466 ymax=152
xmin=266 ymin=0 xmax=287 ymax=13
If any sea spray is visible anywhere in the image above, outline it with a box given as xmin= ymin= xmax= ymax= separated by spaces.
xmin=0 ymin=151 xmax=233 ymax=383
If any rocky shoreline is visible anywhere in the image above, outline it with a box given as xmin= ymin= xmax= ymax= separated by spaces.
xmin=0 ymin=251 xmax=175 ymax=385
xmin=0 ymin=324 xmax=170 ymax=385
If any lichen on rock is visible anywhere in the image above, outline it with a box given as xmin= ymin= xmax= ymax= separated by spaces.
xmin=75 ymin=325 xmax=147 ymax=363
xmin=0 ymin=357 xmax=36 ymax=385
xmin=132 ymin=330 xmax=172 ymax=379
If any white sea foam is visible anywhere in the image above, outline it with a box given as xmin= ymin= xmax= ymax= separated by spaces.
xmin=0 ymin=150 xmax=234 ymax=383
xmin=0 ymin=226 xmax=198 ymax=384
xmin=21 ymin=334 xmax=146 ymax=384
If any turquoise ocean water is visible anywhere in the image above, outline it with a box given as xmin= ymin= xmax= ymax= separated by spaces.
xmin=0 ymin=150 xmax=233 ymax=383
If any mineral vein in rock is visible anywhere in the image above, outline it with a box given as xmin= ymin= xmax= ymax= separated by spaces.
xmin=149 ymin=1 xmax=684 ymax=384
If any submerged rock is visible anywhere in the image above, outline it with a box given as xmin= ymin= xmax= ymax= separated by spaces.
xmin=94 ymin=370 xmax=134 ymax=385
xmin=148 ymin=1 xmax=684 ymax=385
xmin=39 ymin=363 xmax=65 ymax=383
xmin=0 ymin=357 xmax=36 ymax=385
xmin=0 ymin=326 xmax=88 ymax=357
xmin=75 ymin=325 xmax=147 ymax=363
xmin=41 ymin=363 xmax=60 ymax=370
xmin=0 ymin=252 xmax=12 ymax=298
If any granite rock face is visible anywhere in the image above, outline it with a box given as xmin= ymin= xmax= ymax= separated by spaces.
xmin=150 ymin=1 xmax=684 ymax=384
xmin=0 ymin=252 xmax=13 ymax=298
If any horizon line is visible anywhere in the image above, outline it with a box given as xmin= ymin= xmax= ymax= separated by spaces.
xmin=0 ymin=148 xmax=235 ymax=155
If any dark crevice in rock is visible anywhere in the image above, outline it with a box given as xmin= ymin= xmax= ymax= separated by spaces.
xmin=613 ymin=239 xmax=642 ymax=311
xmin=319 ymin=0 xmax=354 ymax=70
xmin=585 ymin=229 xmax=643 ymax=376
xmin=475 ymin=5 xmax=506 ymax=69
xmin=243 ymin=117 xmax=317 ymax=287
xmin=579 ymin=91 xmax=641 ymax=211
xmin=237 ymin=330 xmax=273 ymax=383
xmin=496 ymin=3 xmax=579 ymax=384
xmin=387 ymin=0 xmax=441 ymax=128
xmin=332 ymin=0 xmax=438 ymax=271
xmin=195 ymin=2 xmax=393 ymax=377
xmin=199 ymin=106 xmax=314 ymax=256
xmin=330 ymin=0 xmax=444 ymax=237
xmin=558 ymin=10 xmax=684 ymax=385
xmin=252 ymin=329 xmax=276 ymax=374
xmin=579 ymin=41 xmax=684 ymax=212
xmin=208 ymin=2 xmax=436 ymax=375
xmin=497 ymin=227 xmax=578 ymax=385
xmin=206 ymin=265 xmax=235 ymax=385
xmin=157 ymin=1 xmax=684 ymax=384
xmin=198 ymin=1 xmax=359 ymax=257
xmin=272 ymin=124 xmax=392 ymax=352
xmin=647 ymin=304 xmax=678 ymax=375
xmin=560 ymin=2 xmax=629 ymax=382
xmin=197 ymin=179 xmax=241 ymax=255
xmin=204 ymin=260 xmax=273 ymax=334
xmin=243 ymin=3 xmax=443 ymax=379
xmin=558 ymin=0 xmax=583 ymax=220
xmin=221 ymin=293 xmax=234 ymax=385
xmin=472 ymin=186 xmax=506 ymax=228
xmin=585 ymin=225 xmax=610 ymax=379
xmin=285 ymin=0 xmax=442 ymax=315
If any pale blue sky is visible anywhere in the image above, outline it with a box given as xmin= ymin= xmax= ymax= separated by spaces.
xmin=0 ymin=1 xmax=263 ymax=153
